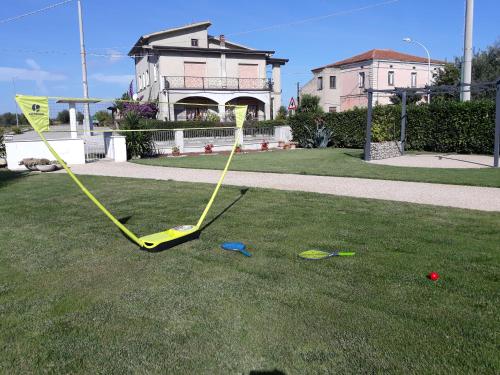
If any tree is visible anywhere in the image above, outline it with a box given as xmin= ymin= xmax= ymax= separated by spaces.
xmin=275 ymin=106 xmax=288 ymax=120
xmin=0 ymin=112 xmax=18 ymax=126
xmin=389 ymin=93 xmax=423 ymax=105
xmin=472 ymin=40 xmax=500 ymax=83
xmin=432 ymin=40 xmax=499 ymax=100
xmin=77 ymin=112 xmax=84 ymax=123
xmin=433 ymin=63 xmax=461 ymax=86
xmin=56 ymin=110 xmax=70 ymax=123
xmin=94 ymin=110 xmax=113 ymax=126
xmin=297 ymin=94 xmax=323 ymax=114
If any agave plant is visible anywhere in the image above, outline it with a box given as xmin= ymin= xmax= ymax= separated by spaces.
xmin=303 ymin=118 xmax=333 ymax=148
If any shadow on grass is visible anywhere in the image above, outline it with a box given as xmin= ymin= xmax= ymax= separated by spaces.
xmin=343 ymin=151 xmax=363 ymax=160
xmin=118 ymin=187 xmax=250 ymax=252
xmin=249 ymin=370 xmax=286 ymax=375
xmin=0 ymin=170 xmax=30 ymax=188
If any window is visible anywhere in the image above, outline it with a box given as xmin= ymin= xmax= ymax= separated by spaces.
xmin=411 ymin=72 xmax=417 ymax=88
xmin=317 ymin=76 xmax=323 ymax=90
xmin=142 ymin=73 xmax=146 ymax=88
xmin=388 ymin=71 xmax=395 ymax=86
xmin=191 ymin=39 xmax=199 ymax=47
xmin=358 ymin=72 xmax=365 ymax=88
xmin=138 ymin=75 xmax=142 ymax=90
xmin=329 ymin=76 xmax=336 ymax=89
xmin=153 ymin=64 xmax=158 ymax=82
xmin=145 ymin=70 xmax=150 ymax=86
xmin=328 ymin=106 xmax=337 ymax=113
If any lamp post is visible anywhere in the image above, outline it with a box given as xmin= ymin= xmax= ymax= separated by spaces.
xmin=403 ymin=37 xmax=431 ymax=103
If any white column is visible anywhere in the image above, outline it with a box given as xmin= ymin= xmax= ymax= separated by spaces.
xmin=235 ymin=128 xmax=243 ymax=146
xmin=175 ymin=130 xmax=184 ymax=152
xmin=111 ymin=135 xmax=127 ymax=162
xmin=69 ymin=103 xmax=77 ymax=139
xmin=272 ymin=64 xmax=282 ymax=118
xmin=218 ymin=104 xmax=226 ymax=122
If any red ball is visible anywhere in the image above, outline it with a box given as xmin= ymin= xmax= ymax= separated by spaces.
xmin=427 ymin=272 xmax=439 ymax=281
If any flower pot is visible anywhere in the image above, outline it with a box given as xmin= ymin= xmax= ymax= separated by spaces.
xmin=235 ymin=147 xmax=242 ymax=153
xmin=172 ymin=151 xmax=181 ymax=156
xmin=205 ymin=149 xmax=213 ymax=154
xmin=0 ymin=158 xmax=7 ymax=168
xmin=283 ymin=144 xmax=291 ymax=150
xmin=278 ymin=141 xmax=285 ymax=148
xmin=36 ymin=164 xmax=57 ymax=172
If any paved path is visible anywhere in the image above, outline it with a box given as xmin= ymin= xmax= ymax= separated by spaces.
xmin=370 ymin=153 xmax=495 ymax=169
xmin=62 ymin=161 xmax=500 ymax=212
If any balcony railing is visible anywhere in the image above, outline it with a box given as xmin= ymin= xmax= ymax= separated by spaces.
xmin=163 ymin=76 xmax=272 ymax=91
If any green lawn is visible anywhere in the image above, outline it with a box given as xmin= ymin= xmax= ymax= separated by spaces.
xmin=1 ymin=170 xmax=499 ymax=374
xmin=134 ymin=148 xmax=500 ymax=188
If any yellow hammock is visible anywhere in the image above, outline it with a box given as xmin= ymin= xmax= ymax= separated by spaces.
xmin=15 ymin=94 xmax=247 ymax=250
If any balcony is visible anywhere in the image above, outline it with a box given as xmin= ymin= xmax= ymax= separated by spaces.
xmin=163 ymin=76 xmax=272 ymax=91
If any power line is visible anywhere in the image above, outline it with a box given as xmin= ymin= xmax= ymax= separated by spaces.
xmin=226 ymin=0 xmax=400 ymax=36
xmin=0 ymin=0 xmax=73 ymax=25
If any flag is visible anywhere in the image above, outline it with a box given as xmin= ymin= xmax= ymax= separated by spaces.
xmin=15 ymin=95 xmax=50 ymax=132
xmin=235 ymin=105 xmax=247 ymax=128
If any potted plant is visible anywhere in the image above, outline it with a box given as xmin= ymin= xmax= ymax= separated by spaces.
xmin=289 ymin=142 xmax=297 ymax=149
xmin=172 ymin=146 xmax=181 ymax=156
xmin=283 ymin=143 xmax=291 ymax=150
xmin=204 ymin=143 xmax=214 ymax=154
xmin=260 ymin=141 xmax=269 ymax=151
xmin=235 ymin=144 xmax=242 ymax=153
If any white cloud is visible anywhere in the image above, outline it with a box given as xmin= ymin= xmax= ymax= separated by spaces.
xmin=90 ymin=73 xmax=134 ymax=84
xmin=0 ymin=59 xmax=67 ymax=93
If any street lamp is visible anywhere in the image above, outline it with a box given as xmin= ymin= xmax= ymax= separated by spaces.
xmin=403 ymin=37 xmax=431 ymax=103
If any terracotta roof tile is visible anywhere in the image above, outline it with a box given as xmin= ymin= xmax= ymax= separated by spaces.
xmin=313 ymin=49 xmax=446 ymax=71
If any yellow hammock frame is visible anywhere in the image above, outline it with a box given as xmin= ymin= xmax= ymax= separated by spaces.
xmin=15 ymin=94 xmax=247 ymax=250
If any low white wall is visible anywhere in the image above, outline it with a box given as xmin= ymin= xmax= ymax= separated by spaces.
xmin=6 ymin=138 xmax=86 ymax=170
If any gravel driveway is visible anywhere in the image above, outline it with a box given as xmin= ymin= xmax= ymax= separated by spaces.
xmin=60 ymin=161 xmax=500 ymax=212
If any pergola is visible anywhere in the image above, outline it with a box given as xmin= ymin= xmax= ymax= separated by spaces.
xmin=363 ymin=80 xmax=500 ymax=167
xmin=56 ymin=98 xmax=101 ymax=139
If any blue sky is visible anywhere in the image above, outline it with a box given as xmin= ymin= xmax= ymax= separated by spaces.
xmin=0 ymin=0 xmax=498 ymax=113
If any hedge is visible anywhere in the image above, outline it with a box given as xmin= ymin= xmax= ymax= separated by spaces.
xmin=289 ymin=100 xmax=496 ymax=154
xmin=128 ymin=118 xmax=287 ymax=130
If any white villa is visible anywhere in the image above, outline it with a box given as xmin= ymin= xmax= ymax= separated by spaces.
xmin=129 ymin=21 xmax=288 ymax=121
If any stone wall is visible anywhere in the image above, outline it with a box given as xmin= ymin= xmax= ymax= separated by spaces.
xmin=370 ymin=141 xmax=403 ymax=160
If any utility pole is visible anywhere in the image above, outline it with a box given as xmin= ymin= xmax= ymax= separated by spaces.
xmin=12 ymin=77 xmax=19 ymax=127
xmin=296 ymin=82 xmax=300 ymax=107
xmin=77 ymin=0 xmax=91 ymax=134
xmin=460 ymin=0 xmax=474 ymax=101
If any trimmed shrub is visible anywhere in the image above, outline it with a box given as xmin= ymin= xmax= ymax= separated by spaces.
xmin=289 ymin=100 xmax=496 ymax=154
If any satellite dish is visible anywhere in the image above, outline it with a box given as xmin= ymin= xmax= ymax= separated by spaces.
xmin=132 ymin=93 xmax=138 ymax=101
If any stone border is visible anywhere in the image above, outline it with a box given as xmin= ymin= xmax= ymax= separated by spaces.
xmin=370 ymin=141 xmax=402 ymax=160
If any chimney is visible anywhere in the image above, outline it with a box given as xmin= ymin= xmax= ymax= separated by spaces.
xmin=219 ymin=34 xmax=225 ymax=48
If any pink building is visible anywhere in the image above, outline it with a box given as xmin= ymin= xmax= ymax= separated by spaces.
xmin=300 ymin=49 xmax=446 ymax=112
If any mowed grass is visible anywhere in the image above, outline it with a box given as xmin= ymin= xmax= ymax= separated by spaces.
xmin=134 ymin=148 xmax=500 ymax=188
xmin=0 ymin=170 xmax=499 ymax=374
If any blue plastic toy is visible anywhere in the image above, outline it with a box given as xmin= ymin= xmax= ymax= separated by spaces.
xmin=220 ymin=242 xmax=252 ymax=257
